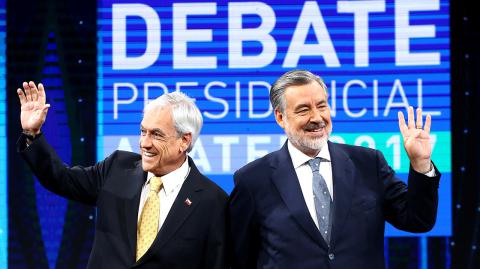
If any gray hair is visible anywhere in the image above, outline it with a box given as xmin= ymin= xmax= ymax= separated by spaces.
xmin=144 ymin=92 xmax=203 ymax=152
xmin=270 ymin=70 xmax=328 ymax=113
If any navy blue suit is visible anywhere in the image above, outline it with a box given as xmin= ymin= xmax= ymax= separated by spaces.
xmin=229 ymin=141 xmax=440 ymax=269
xmin=19 ymin=135 xmax=228 ymax=269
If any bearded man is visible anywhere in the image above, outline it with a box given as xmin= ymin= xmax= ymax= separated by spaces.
xmin=228 ymin=70 xmax=440 ymax=269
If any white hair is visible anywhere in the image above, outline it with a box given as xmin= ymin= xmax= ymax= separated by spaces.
xmin=144 ymin=92 xmax=203 ymax=152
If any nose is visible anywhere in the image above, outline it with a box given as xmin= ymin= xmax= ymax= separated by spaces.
xmin=140 ymin=134 xmax=152 ymax=148
xmin=310 ymin=108 xmax=322 ymax=123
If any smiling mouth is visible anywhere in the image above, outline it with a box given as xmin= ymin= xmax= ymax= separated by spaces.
xmin=142 ymin=151 xmax=157 ymax=158
xmin=304 ymin=127 xmax=325 ymax=136
xmin=304 ymin=122 xmax=326 ymax=133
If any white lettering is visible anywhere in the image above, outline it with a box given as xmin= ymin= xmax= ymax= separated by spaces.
xmin=248 ymin=81 xmax=272 ymax=118
xmin=337 ymin=1 xmax=386 ymax=67
xmin=112 ymin=4 xmax=160 ymax=70
xmin=228 ymin=2 xmax=277 ymax=68
xmin=395 ymin=0 xmax=440 ymax=66
xmin=284 ymin=1 xmax=340 ymax=67
xmin=113 ymin=82 xmax=138 ymax=119
xmin=384 ymin=79 xmax=409 ymax=116
xmin=213 ymin=136 xmax=240 ymax=172
xmin=343 ymin=80 xmax=368 ymax=118
xmin=190 ymin=138 xmax=212 ymax=172
xmin=247 ymin=136 xmax=271 ymax=162
xmin=173 ymin=3 xmax=217 ymax=69
xmin=204 ymin=81 xmax=229 ymax=119
xmin=144 ymin=82 xmax=168 ymax=108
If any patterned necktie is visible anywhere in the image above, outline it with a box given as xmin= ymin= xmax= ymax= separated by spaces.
xmin=308 ymin=158 xmax=332 ymax=244
xmin=136 ymin=176 xmax=163 ymax=261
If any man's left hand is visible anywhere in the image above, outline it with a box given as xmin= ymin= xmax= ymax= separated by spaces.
xmin=398 ymin=106 xmax=432 ymax=174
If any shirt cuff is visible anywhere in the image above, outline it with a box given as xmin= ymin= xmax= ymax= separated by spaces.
xmin=423 ymin=163 xmax=436 ymax=177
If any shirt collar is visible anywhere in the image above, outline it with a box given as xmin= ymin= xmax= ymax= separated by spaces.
xmin=287 ymin=140 xmax=331 ymax=169
xmin=147 ymin=157 xmax=190 ymax=194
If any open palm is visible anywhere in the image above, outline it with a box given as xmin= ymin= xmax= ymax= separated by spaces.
xmin=398 ymin=106 xmax=432 ymax=173
xmin=17 ymin=81 xmax=50 ymax=134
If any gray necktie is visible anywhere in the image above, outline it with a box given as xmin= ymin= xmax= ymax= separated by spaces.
xmin=308 ymin=158 xmax=332 ymax=244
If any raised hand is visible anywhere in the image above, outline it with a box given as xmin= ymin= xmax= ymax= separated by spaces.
xmin=17 ymin=81 xmax=50 ymax=135
xmin=398 ymin=106 xmax=432 ymax=173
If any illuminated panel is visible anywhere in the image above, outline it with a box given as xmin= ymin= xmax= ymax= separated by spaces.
xmin=0 ymin=0 xmax=7 ymax=267
xmin=98 ymin=0 xmax=451 ymax=236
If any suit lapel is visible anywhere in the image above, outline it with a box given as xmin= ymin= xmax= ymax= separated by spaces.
xmin=135 ymin=157 xmax=203 ymax=265
xmin=270 ymin=143 xmax=327 ymax=248
xmin=328 ymin=142 xmax=355 ymax=248
xmin=125 ymin=160 xmax=148 ymax=258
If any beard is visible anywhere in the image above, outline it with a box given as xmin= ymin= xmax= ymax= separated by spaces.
xmin=284 ymin=120 xmax=331 ymax=154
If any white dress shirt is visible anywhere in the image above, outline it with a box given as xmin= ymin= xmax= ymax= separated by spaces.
xmin=137 ymin=158 xmax=190 ymax=231
xmin=288 ymin=140 xmax=436 ymax=230
xmin=288 ymin=140 xmax=332 ymax=230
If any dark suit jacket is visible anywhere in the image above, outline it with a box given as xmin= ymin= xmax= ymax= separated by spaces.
xmin=228 ymin=141 xmax=440 ymax=269
xmin=19 ymin=135 xmax=228 ymax=269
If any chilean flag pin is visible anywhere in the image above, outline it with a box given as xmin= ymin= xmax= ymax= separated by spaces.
xmin=184 ymin=198 xmax=192 ymax=206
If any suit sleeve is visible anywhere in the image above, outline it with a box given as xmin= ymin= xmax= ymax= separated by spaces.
xmin=228 ymin=172 xmax=260 ymax=269
xmin=18 ymin=134 xmax=111 ymax=206
xmin=380 ymin=149 xmax=441 ymax=232
xmin=203 ymin=191 xmax=229 ymax=269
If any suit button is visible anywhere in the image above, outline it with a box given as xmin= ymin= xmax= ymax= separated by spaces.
xmin=328 ymin=253 xmax=335 ymax=260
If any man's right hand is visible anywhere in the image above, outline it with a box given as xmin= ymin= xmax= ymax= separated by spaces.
xmin=17 ymin=81 xmax=50 ymax=135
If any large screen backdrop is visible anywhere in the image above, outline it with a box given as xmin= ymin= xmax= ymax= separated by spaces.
xmin=98 ymin=0 xmax=451 ymax=237
xmin=0 ymin=1 xmax=6 ymax=267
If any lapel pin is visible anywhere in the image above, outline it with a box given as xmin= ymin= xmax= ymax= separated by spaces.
xmin=184 ymin=198 xmax=192 ymax=206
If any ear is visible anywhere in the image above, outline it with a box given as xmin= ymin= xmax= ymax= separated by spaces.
xmin=180 ymin=132 xmax=192 ymax=152
xmin=274 ymin=108 xmax=286 ymax=129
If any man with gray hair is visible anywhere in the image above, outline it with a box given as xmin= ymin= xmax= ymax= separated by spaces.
xmin=17 ymin=82 xmax=228 ymax=269
xmin=229 ymin=70 xmax=440 ymax=268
